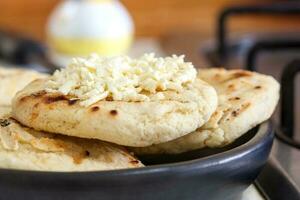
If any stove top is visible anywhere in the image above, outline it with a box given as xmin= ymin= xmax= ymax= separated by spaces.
xmin=201 ymin=2 xmax=300 ymax=199
xmin=0 ymin=2 xmax=299 ymax=200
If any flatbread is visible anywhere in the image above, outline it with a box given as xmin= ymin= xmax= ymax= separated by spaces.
xmin=0 ymin=67 xmax=47 ymax=106
xmin=132 ymin=68 xmax=280 ymax=154
xmin=11 ymin=78 xmax=217 ymax=147
xmin=0 ymin=106 xmax=143 ymax=171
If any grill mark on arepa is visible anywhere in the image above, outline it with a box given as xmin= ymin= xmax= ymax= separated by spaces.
xmin=106 ymin=96 xmax=113 ymax=101
xmin=19 ymin=96 xmax=29 ymax=102
xmin=30 ymin=112 xmax=39 ymax=121
xmin=231 ymin=110 xmax=239 ymax=117
xmin=90 ymin=106 xmax=100 ymax=112
xmin=43 ymin=95 xmax=78 ymax=106
xmin=44 ymin=95 xmax=69 ymax=104
xmin=68 ymin=99 xmax=78 ymax=105
xmin=31 ymin=90 xmax=47 ymax=97
xmin=72 ymin=153 xmax=85 ymax=164
xmin=232 ymin=71 xmax=252 ymax=78
xmin=20 ymin=91 xmax=79 ymax=106
xmin=85 ymin=150 xmax=90 ymax=156
xmin=214 ymin=73 xmax=221 ymax=79
xmin=241 ymin=102 xmax=251 ymax=110
xmin=221 ymin=71 xmax=253 ymax=83
xmin=211 ymin=111 xmax=219 ymax=118
xmin=231 ymin=102 xmax=251 ymax=118
xmin=0 ymin=119 xmax=10 ymax=127
xmin=228 ymin=97 xmax=240 ymax=101
xmin=129 ymin=160 xmax=140 ymax=165
xmin=110 ymin=110 xmax=118 ymax=116
xmin=254 ymin=86 xmax=262 ymax=89
xmin=19 ymin=91 xmax=47 ymax=102
xmin=227 ymin=84 xmax=236 ymax=91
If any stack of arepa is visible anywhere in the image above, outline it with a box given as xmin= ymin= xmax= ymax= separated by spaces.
xmin=0 ymin=53 xmax=279 ymax=171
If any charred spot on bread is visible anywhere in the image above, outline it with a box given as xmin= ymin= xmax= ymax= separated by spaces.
xmin=19 ymin=96 xmax=28 ymax=102
xmin=29 ymin=92 xmax=78 ymax=105
xmin=30 ymin=90 xmax=47 ymax=98
xmin=233 ymin=70 xmax=252 ymax=78
xmin=68 ymin=99 xmax=78 ymax=105
xmin=231 ymin=110 xmax=238 ymax=117
xmin=44 ymin=95 xmax=69 ymax=104
xmin=31 ymin=112 xmax=39 ymax=121
xmin=214 ymin=73 xmax=221 ymax=79
xmin=19 ymin=91 xmax=47 ymax=102
xmin=90 ymin=106 xmax=100 ymax=112
xmin=227 ymin=84 xmax=236 ymax=90
xmin=255 ymin=86 xmax=262 ymax=89
xmin=33 ymin=103 xmax=39 ymax=108
xmin=241 ymin=102 xmax=251 ymax=110
xmin=211 ymin=111 xmax=219 ymax=117
xmin=231 ymin=102 xmax=251 ymax=118
xmin=229 ymin=97 xmax=240 ymax=101
xmin=72 ymin=154 xmax=84 ymax=164
xmin=129 ymin=160 xmax=140 ymax=165
xmin=105 ymin=96 xmax=113 ymax=101
xmin=223 ymin=70 xmax=252 ymax=83
xmin=110 ymin=110 xmax=118 ymax=116
xmin=0 ymin=119 xmax=10 ymax=127
xmin=85 ymin=150 xmax=90 ymax=157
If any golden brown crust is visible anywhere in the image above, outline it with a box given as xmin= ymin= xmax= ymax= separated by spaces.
xmin=0 ymin=107 xmax=143 ymax=171
xmin=132 ymin=68 xmax=280 ymax=154
xmin=12 ymin=78 xmax=218 ymax=147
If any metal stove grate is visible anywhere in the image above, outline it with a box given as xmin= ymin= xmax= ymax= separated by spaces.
xmin=216 ymin=2 xmax=300 ymax=67
xmin=204 ymin=3 xmax=300 ymax=199
xmin=276 ymin=60 xmax=300 ymax=149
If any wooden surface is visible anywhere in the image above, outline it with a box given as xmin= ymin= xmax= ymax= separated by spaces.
xmin=0 ymin=0 xmax=299 ymax=41
xmin=0 ymin=1 xmax=59 ymax=41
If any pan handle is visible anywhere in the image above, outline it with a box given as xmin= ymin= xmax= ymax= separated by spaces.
xmin=276 ymin=59 xmax=300 ymax=149
xmin=245 ymin=40 xmax=300 ymax=71
xmin=217 ymin=3 xmax=300 ymax=63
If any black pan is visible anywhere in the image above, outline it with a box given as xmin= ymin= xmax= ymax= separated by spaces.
xmin=0 ymin=122 xmax=273 ymax=200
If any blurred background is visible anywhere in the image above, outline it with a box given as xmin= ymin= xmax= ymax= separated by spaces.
xmin=0 ymin=0 xmax=300 ymax=69
xmin=0 ymin=0 xmax=299 ymax=41
xmin=1 ymin=1 xmax=300 ymax=198
xmin=0 ymin=0 xmax=299 ymax=135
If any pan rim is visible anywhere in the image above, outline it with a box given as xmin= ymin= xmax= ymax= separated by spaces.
xmin=0 ymin=121 xmax=273 ymax=177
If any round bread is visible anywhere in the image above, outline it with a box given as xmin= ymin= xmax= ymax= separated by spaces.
xmin=0 ymin=67 xmax=47 ymax=106
xmin=0 ymin=107 xmax=143 ymax=171
xmin=11 ymin=78 xmax=217 ymax=147
xmin=132 ymin=68 xmax=280 ymax=154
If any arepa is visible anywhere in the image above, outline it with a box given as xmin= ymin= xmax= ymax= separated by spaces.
xmin=132 ymin=68 xmax=279 ymax=154
xmin=11 ymin=54 xmax=218 ymax=147
xmin=0 ymin=106 xmax=143 ymax=171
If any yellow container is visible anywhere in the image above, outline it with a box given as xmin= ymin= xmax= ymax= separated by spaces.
xmin=46 ymin=0 xmax=134 ymax=66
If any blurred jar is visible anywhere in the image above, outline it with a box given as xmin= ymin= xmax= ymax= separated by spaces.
xmin=46 ymin=0 xmax=134 ymax=67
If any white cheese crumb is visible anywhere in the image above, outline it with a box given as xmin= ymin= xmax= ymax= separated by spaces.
xmin=45 ymin=53 xmax=197 ymax=106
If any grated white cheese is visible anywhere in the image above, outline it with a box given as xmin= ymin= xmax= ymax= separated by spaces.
xmin=45 ymin=53 xmax=197 ymax=106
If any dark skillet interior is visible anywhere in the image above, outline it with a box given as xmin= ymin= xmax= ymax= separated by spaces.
xmin=139 ymin=126 xmax=259 ymax=165
xmin=0 ymin=122 xmax=273 ymax=200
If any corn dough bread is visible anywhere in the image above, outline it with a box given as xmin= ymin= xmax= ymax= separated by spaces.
xmin=0 ymin=106 xmax=143 ymax=171
xmin=132 ymin=68 xmax=280 ymax=154
xmin=11 ymin=78 xmax=217 ymax=147
xmin=0 ymin=67 xmax=47 ymax=106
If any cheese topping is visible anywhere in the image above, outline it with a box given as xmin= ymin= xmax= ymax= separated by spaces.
xmin=46 ymin=53 xmax=197 ymax=106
